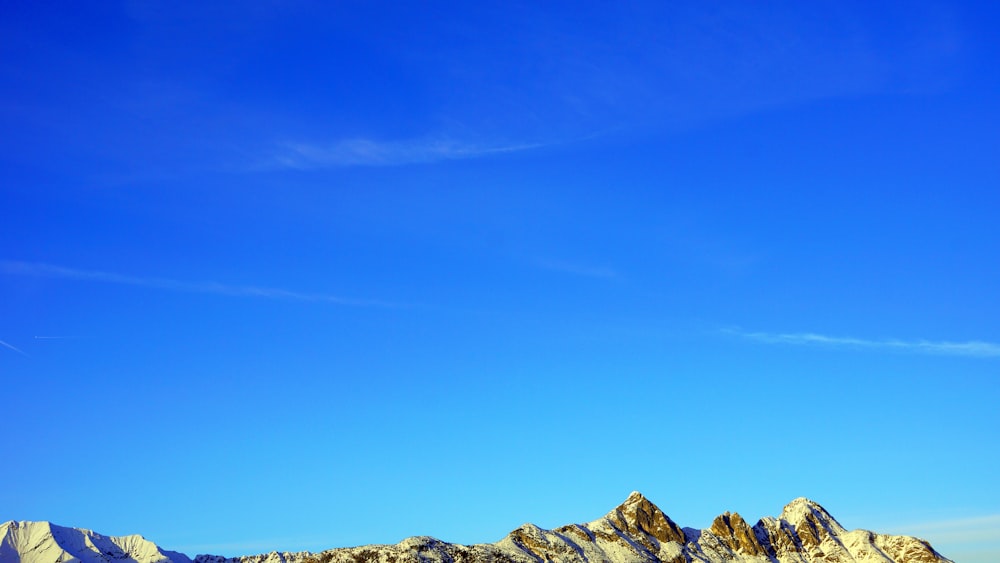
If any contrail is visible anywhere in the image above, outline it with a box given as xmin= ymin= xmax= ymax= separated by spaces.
xmin=34 ymin=336 xmax=78 ymax=339
xmin=0 ymin=260 xmax=404 ymax=308
xmin=276 ymin=137 xmax=549 ymax=168
xmin=0 ymin=339 xmax=29 ymax=357
xmin=724 ymin=328 xmax=1000 ymax=358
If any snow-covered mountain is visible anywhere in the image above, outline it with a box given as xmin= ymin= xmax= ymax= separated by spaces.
xmin=0 ymin=521 xmax=191 ymax=563
xmin=1 ymin=493 xmax=953 ymax=563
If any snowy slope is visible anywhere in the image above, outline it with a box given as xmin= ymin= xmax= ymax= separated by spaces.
xmin=2 ymin=493 xmax=953 ymax=563
xmin=0 ymin=521 xmax=190 ymax=563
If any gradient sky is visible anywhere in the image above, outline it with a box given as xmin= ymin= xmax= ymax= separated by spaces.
xmin=2 ymin=2 xmax=999 ymax=562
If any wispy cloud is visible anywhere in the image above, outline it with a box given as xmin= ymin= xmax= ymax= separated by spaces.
xmin=725 ymin=328 xmax=1000 ymax=358
xmin=888 ymin=514 xmax=1000 ymax=544
xmin=0 ymin=260 xmax=401 ymax=308
xmin=274 ymin=137 xmax=546 ymax=168
xmin=0 ymin=339 xmax=29 ymax=357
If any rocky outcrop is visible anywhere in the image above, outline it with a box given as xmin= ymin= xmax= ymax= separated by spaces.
xmin=1 ymin=494 xmax=955 ymax=563
xmin=708 ymin=511 xmax=767 ymax=557
xmin=605 ymin=491 xmax=687 ymax=546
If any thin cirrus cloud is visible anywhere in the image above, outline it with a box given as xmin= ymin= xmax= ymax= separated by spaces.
xmin=888 ymin=514 xmax=1000 ymax=562
xmin=273 ymin=137 xmax=546 ymax=169
xmin=726 ymin=328 xmax=1000 ymax=358
xmin=0 ymin=260 xmax=401 ymax=308
xmin=888 ymin=514 xmax=1000 ymax=544
xmin=0 ymin=339 xmax=29 ymax=357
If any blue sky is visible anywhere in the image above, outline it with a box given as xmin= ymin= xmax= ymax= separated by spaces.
xmin=2 ymin=1 xmax=999 ymax=562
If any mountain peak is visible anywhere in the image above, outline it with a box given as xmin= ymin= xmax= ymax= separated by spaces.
xmin=782 ymin=497 xmax=821 ymax=510
xmin=604 ymin=491 xmax=686 ymax=545
xmin=609 ymin=490 xmax=659 ymax=519
xmin=617 ymin=491 xmax=652 ymax=509
xmin=779 ymin=498 xmax=846 ymax=536
xmin=709 ymin=511 xmax=767 ymax=557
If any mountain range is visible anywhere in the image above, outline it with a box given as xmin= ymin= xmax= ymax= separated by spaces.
xmin=1 ymin=493 xmax=953 ymax=563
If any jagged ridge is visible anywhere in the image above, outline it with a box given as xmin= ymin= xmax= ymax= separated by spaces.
xmin=1 ymin=493 xmax=954 ymax=563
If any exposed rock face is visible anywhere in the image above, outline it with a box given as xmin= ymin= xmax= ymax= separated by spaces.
xmin=605 ymin=491 xmax=687 ymax=546
xmin=1 ymin=494 xmax=954 ymax=563
xmin=709 ymin=511 xmax=766 ymax=556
